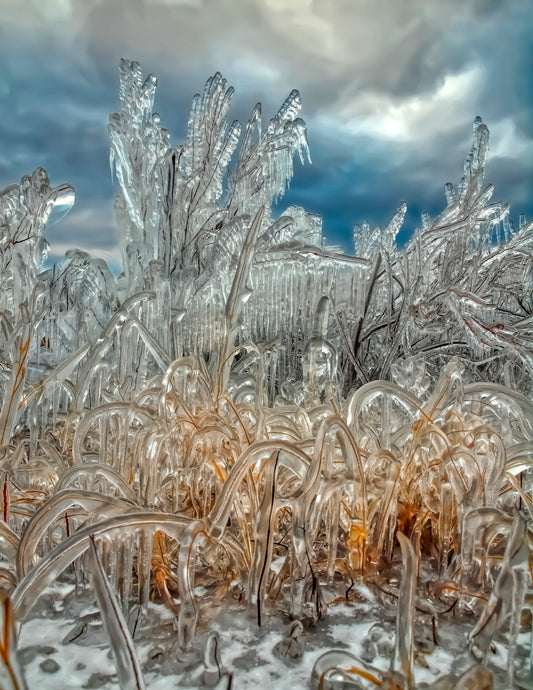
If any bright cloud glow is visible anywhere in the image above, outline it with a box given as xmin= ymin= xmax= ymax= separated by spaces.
xmin=322 ymin=65 xmax=483 ymax=142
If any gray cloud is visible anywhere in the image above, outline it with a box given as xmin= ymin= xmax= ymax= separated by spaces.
xmin=0 ymin=0 xmax=531 ymax=258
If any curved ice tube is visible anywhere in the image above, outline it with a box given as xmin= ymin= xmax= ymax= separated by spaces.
xmin=17 ymin=489 xmax=136 ymax=577
xmin=54 ymin=463 xmax=137 ymax=500
xmin=12 ymin=512 xmax=191 ymax=619
xmin=310 ymin=650 xmax=383 ymax=689
xmin=206 ymin=440 xmax=311 ymax=539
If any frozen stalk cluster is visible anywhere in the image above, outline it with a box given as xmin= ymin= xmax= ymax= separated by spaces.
xmin=0 ymin=59 xmax=531 ymax=689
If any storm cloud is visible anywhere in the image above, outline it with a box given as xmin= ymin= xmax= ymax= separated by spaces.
xmin=0 ymin=0 xmax=531 ymax=259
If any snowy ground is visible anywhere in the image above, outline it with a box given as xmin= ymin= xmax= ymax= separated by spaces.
xmin=17 ymin=583 xmax=531 ymax=689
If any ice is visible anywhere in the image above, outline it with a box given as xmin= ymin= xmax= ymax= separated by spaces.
xmin=0 ymin=59 xmax=531 ymax=688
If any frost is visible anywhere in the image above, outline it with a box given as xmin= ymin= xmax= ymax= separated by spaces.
xmin=0 ymin=60 xmax=531 ymax=689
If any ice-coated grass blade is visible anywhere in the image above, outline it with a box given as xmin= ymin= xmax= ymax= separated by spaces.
xmin=391 ymin=532 xmax=417 ymax=690
xmin=88 ymin=535 xmax=146 ymax=690
xmin=216 ymin=205 xmax=265 ymax=404
xmin=0 ymin=597 xmax=27 ymax=690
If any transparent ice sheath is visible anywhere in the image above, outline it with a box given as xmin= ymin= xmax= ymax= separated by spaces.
xmin=0 ymin=59 xmax=531 ymax=688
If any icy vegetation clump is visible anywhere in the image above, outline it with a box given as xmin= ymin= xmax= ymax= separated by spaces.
xmin=0 ymin=59 xmax=532 ymax=689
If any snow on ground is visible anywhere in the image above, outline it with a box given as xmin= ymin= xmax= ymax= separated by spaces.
xmin=17 ymin=583 xmax=531 ymax=689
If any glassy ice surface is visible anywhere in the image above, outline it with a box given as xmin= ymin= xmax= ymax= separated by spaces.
xmin=0 ymin=59 xmax=532 ymax=689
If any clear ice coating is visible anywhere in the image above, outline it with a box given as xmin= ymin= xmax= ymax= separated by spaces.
xmin=0 ymin=59 xmax=532 ymax=689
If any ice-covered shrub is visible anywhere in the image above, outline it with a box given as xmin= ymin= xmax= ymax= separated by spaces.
xmin=0 ymin=59 xmax=531 ymax=688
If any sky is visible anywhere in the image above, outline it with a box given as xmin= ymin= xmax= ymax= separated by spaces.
xmin=0 ymin=0 xmax=531 ymax=266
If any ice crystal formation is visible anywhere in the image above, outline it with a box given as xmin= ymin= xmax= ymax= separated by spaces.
xmin=0 ymin=59 xmax=532 ymax=689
